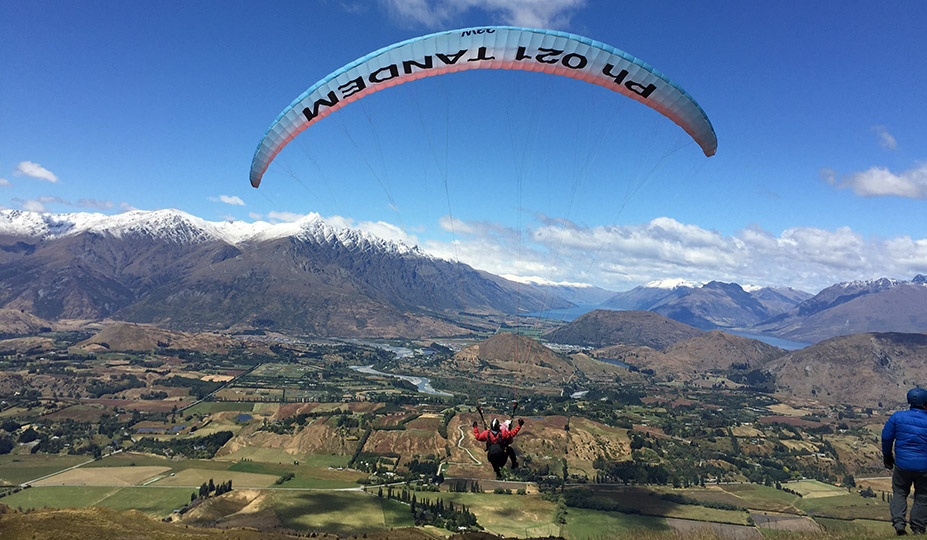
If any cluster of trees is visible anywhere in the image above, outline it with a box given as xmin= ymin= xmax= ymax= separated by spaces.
xmin=658 ymin=492 xmax=745 ymax=511
xmin=447 ymin=480 xmax=482 ymax=493
xmin=377 ymin=487 xmax=479 ymax=532
xmin=133 ymin=431 xmax=232 ymax=459
xmin=85 ymin=374 xmax=145 ymax=398
xmin=274 ymin=472 xmax=295 ymax=485
xmin=192 ymin=478 xmax=232 ymax=502
xmin=152 ymin=376 xmax=221 ymax=399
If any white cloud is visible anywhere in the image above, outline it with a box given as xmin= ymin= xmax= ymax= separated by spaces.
xmin=248 ymin=211 xmax=263 ymax=220
xmin=324 ymin=214 xmax=420 ymax=246
xmin=831 ymin=163 xmax=927 ymax=199
xmin=380 ymin=0 xmax=585 ymax=29
xmin=873 ymin=125 xmax=898 ymax=151
xmin=12 ymin=161 xmax=59 ymax=183
xmin=416 ymin=215 xmax=927 ymax=293
xmin=267 ymin=210 xmax=307 ymax=223
xmin=357 ymin=220 xmax=419 ymax=245
xmin=76 ymin=198 xmax=116 ymax=210
xmin=21 ymin=199 xmax=46 ymax=212
xmin=0 ymin=178 xmax=9 ymax=187
xmin=13 ymin=196 xmax=118 ymax=213
xmin=209 ymin=195 xmax=246 ymax=206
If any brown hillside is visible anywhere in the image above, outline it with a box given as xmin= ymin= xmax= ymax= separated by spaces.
xmin=0 ymin=308 xmax=55 ymax=334
xmin=589 ymin=332 xmax=785 ymax=381
xmin=450 ymin=332 xmax=575 ymax=383
xmin=0 ymin=336 xmax=58 ymax=355
xmin=654 ymin=331 xmax=786 ymax=373
xmin=545 ymin=310 xmax=704 ymax=349
xmin=768 ymin=332 xmax=927 ymax=406
xmin=216 ymin=420 xmax=356 ymax=458
xmin=73 ymin=322 xmax=241 ymax=352
xmin=446 ymin=412 xmax=630 ymax=481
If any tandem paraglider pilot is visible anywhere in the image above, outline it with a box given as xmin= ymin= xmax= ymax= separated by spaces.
xmin=474 ymin=417 xmax=523 ymax=480
xmin=883 ymin=387 xmax=927 ymax=535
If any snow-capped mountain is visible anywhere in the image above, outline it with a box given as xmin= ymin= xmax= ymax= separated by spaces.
xmin=603 ymin=280 xmax=811 ymax=330
xmin=0 ymin=208 xmax=423 ymax=255
xmin=753 ymin=275 xmax=927 ymax=343
xmin=496 ymin=274 xmax=617 ymax=306
xmin=0 ymin=209 xmax=566 ymax=337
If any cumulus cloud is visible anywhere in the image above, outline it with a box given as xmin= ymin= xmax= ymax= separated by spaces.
xmin=0 ymin=178 xmax=9 ymax=187
xmin=416 ymin=214 xmax=927 ymax=293
xmin=14 ymin=196 xmax=118 ymax=213
xmin=267 ymin=210 xmax=307 ymax=223
xmin=209 ymin=195 xmax=245 ymax=206
xmin=827 ymin=163 xmax=927 ymax=199
xmin=325 ymin=214 xmax=420 ymax=246
xmin=873 ymin=125 xmax=898 ymax=151
xmin=380 ymin=0 xmax=585 ymax=29
xmin=21 ymin=199 xmax=46 ymax=212
xmin=12 ymin=161 xmax=59 ymax=183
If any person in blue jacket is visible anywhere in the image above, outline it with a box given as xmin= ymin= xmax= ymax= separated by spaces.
xmin=883 ymin=387 xmax=927 ymax=535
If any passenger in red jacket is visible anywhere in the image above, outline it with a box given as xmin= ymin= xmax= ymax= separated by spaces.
xmin=474 ymin=418 xmax=524 ymax=479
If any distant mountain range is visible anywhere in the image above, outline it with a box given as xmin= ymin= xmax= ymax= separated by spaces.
xmin=0 ymin=209 xmax=567 ymax=338
xmin=0 ymin=209 xmax=925 ymax=344
xmin=603 ymin=279 xmax=812 ymax=330
xmin=753 ymin=277 xmax=927 ymax=343
xmin=602 ymin=276 xmax=927 ymax=344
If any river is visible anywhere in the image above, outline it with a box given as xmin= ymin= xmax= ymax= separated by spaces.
xmin=350 ymin=365 xmax=453 ymax=397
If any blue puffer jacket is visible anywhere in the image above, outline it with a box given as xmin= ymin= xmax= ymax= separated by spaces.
xmin=883 ymin=408 xmax=927 ymax=472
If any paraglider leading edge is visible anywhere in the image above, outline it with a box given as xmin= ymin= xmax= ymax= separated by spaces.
xmin=249 ymin=26 xmax=717 ymax=188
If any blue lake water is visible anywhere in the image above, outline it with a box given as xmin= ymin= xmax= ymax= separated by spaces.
xmin=597 ymin=358 xmax=631 ymax=368
xmin=524 ymin=305 xmax=600 ymax=322
xmin=725 ymin=330 xmax=811 ymax=351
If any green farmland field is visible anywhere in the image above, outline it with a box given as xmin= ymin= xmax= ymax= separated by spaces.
xmin=270 ymin=491 xmax=413 ymax=535
xmin=0 ymin=454 xmax=90 ymax=485
xmin=2 ymin=486 xmax=192 ymax=516
xmin=563 ymin=507 xmax=669 ymax=539
xmin=185 ymin=401 xmax=256 ymax=415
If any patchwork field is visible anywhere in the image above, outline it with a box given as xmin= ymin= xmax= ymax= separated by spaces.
xmin=717 ymin=484 xmax=802 ymax=512
xmin=788 ymin=479 xmax=848 ymax=498
xmin=270 ymin=491 xmax=414 ymax=536
xmin=1 ymin=486 xmax=194 ymax=516
xmin=563 ymin=507 xmax=668 ymax=539
xmin=32 ymin=466 xmax=171 ymax=486
xmin=666 ymin=517 xmax=761 ymax=540
xmin=0 ymin=454 xmax=89 ymax=485
xmin=151 ymin=468 xmax=279 ymax=488
xmin=412 ymin=491 xmax=559 ymax=538
xmin=750 ymin=512 xmax=822 ymax=532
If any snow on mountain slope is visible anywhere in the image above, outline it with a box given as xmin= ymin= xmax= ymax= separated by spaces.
xmin=0 ymin=209 xmax=422 ymax=256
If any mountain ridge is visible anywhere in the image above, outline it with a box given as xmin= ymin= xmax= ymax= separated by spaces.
xmin=0 ymin=209 xmax=566 ymax=337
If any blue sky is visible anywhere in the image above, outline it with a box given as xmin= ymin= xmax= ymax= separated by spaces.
xmin=3 ymin=0 xmax=926 ymax=293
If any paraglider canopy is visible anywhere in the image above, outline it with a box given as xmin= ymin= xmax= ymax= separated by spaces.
xmin=250 ymin=26 xmax=717 ymax=188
